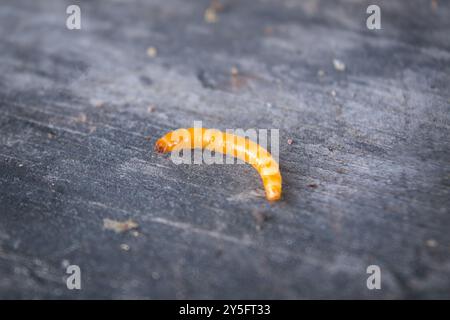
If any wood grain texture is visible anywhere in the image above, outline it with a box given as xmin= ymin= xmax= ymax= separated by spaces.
xmin=0 ymin=0 xmax=449 ymax=299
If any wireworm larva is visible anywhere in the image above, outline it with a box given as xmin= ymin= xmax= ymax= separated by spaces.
xmin=155 ymin=128 xmax=282 ymax=201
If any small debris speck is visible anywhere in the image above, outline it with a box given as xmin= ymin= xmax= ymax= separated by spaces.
xmin=146 ymin=46 xmax=158 ymax=58
xmin=74 ymin=113 xmax=87 ymax=123
xmin=204 ymin=8 xmax=218 ymax=23
xmin=426 ymin=239 xmax=438 ymax=247
xmin=61 ymin=260 xmax=70 ymax=268
xmin=204 ymin=0 xmax=223 ymax=23
xmin=147 ymin=105 xmax=155 ymax=113
xmin=131 ymin=230 xmax=140 ymax=237
xmin=331 ymin=90 xmax=337 ymax=97
xmin=120 ymin=244 xmax=130 ymax=251
xmin=287 ymin=138 xmax=293 ymax=145
xmin=229 ymin=67 xmax=249 ymax=90
xmin=318 ymin=69 xmax=325 ymax=77
xmin=103 ymin=218 xmax=138 ymax=233
xmin=333 ymin=59 xmax=346 ymax=71
xmin=230 ymin=66 xmax=239 ymax=76
xmin=151 ymin=272 xmax=160 ymax=280
xmin=90 ymin=99 xmax=104 ymax=108
xmin=308 ymin=183 xmax=318 ymax=188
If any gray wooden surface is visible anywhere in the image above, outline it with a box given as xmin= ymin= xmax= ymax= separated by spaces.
xmin=0 ymin=0 xmax=449 ymax=299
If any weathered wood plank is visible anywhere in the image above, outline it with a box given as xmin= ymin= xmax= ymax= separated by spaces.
xmin=0 ymin=0 xmax=449 ymax=299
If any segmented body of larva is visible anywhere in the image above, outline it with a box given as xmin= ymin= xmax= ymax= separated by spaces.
xmin=155 ymin=128 xmax=282 ymax=201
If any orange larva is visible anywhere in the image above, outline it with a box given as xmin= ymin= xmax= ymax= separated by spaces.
xmin=155 ymin=128 xmax=282 ymax=201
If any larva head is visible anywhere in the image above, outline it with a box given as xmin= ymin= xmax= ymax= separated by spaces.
xmin=154 ymin=129 xmax=192 ymax=153
xmin=154 ymin=138 xmax=170 ymax=153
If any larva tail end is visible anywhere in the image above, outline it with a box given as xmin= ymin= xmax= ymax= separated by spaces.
xmin=154 ymin=139 xmax=169 ymax=153
xmin=265 ymin=186 xmax=281 ymax=201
